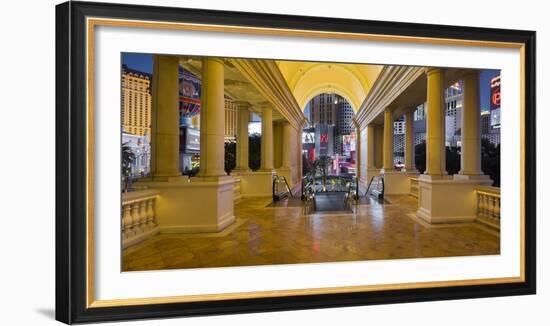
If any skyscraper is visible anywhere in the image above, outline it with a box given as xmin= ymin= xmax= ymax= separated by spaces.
xmin=121 ymin=65 xmax=152 ymax=136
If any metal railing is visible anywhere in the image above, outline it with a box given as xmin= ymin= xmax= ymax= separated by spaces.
xmin=272 ymin=175 xmax=293 ymax=202
xmin=365 ymin=176 xmax=384 ymax=200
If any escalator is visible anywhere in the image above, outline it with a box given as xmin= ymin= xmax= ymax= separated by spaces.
xmin=301 ymin=174 xmax=360 ymax=213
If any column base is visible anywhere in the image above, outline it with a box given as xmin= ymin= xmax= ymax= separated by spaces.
xmin=152 ymin=174 xmax=186 ymax=182
xmin=138 ymin=176 xmax=235 ymax=233
xmin=232 ymin=168 xmax=251 ymax=174
xmin=381 ymin=170 xmax=420 ymax=195
xmin=238 ymin=170 xmax=276 ymax=198
xmin=416 ymin=175 xmax=492 ymax=224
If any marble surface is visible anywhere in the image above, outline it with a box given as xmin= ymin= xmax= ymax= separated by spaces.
xmin=123 ymin=195 xmax=499 ymax=271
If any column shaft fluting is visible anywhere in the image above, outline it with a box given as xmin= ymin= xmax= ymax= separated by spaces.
xmin=151 ymin=55 xmax=181 ymax=180
xmin=354 ymin=123 xmax=361 ymax=179
xmin=425 ymin=68 xmax=446 ymax=176
xmin=281 ymin=122 xmax=292 ymax=168
xmin=405 ymin=110 xmax=415 ymax=171
xmin=460 ymin=71 xmax=483 ymax=175
xmin=382 ymin=108 xmax=394 ymax=171
xmin=261 ymin=106 xmax=274 ymax=171
xmin=367 ymin=124 xmax=376 ymax=169
xmin=197 ymin=58 xmax=226 ymax=177
xmin=235 ymin=103 xmax=250 ymax=171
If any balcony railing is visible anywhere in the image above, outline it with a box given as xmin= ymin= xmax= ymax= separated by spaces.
xmin=475 ymin=185 xmax=501 ymax=229
xmin=410 ymin=177 xmax=419 ymax=198
xmin=122 ymin=189 xmax=160 ymax=249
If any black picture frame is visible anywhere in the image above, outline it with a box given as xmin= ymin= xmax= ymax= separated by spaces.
xmin=56 ymin=1 xmax=536 ymax=324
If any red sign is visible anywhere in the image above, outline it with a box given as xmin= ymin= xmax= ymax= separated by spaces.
xmin=320 ymin=134 xmax=328 ymax=142
xmin=490 ymin=75 xmax=501 ymax=110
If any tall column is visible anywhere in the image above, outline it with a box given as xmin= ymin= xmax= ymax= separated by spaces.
xmin=424 ymin=68 xmax=446 ymax=176
xmin=404 ymin=110 xmax=416 ymax=171
xmin=459 ymin=71 xmax=483 ymax=176
xmin=197 ymin=58 xmax=226 ymax=178
xmin=353 ymin=120 xmax=361 ymax=179
xmin=281 ymin=121 xmax=293 ymax=168
xmin=382 ymin=107 xmax=394 ymax=171
xmin=151 ymin=55 xmax=181 ymax=181
xmin=260 ymin=106 xmax=274 ymax=171
xmin=234 ymin=101 xmax=251 ymax=172
xmin=367 ymin=124 xmax=376 ymax=169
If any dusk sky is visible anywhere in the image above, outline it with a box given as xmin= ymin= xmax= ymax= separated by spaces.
xmin=121 ymin=53 xmax=500 ymax=112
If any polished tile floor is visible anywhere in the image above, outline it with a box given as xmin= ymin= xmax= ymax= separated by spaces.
xmin=122 ymin=195 xmax=500 ymax=271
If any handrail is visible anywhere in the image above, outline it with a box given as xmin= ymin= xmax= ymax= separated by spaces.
xmin=365 ymin=176 xmax=384 ymax=200
xmin=272 ymin=175 xmax=293 ymax=201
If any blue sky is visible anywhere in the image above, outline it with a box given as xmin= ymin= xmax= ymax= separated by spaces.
xmin=479 ymin=69 xmax=500 ymax=112
xmin=122 ymin=53 xmax=153 ymax=74
xmin=121 ymin=53 xmax=500 ymax=112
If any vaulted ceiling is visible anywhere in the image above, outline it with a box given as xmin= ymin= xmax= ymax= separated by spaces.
xmin=180 ymin=56 xmax=384 ymax=126
xmin=276 ymin=61 xmax=383 ymax=111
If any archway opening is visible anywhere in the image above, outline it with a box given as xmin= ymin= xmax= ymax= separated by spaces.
xmin=301 ymin=93 xmax=357 ymax=180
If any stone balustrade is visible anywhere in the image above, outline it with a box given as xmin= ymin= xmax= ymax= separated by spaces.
xmin=122 ymin=189 xmax=160 ymax=249
xmin=475 ymin=185 xmax=501 ymax=229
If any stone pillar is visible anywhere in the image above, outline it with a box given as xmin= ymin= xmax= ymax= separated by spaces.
xmin=197 ymin=58 xmax=226 ymax=178
xmin=353 ymin=121 xmax=361 ymax=179
xmin=281 ymin=121 xmax=293 ymax=168
xmin=260 ymin=106 xmax=274 ymax=171
xmin=151 ymin=55 xmax=182 ymax=181
xmin=234 ymin=101 xmax=251 ymax=172
xmin=458 ymin=70 xmax=483 ymax=177
xmin=367 ymin=124 xmax=376 ymax=170
xmin=382 ymin=107 xmax=394 ymax=171
xmin=424 ymin=68 xmax=446 ymax=176
xmin=404 ymin=110 xmax=416 ymax=172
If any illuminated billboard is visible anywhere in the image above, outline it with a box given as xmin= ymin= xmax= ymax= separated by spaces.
xmin=342 ymin=133 xmax=356 ymax=156
xmin=490 ymin=75 xmax=501 ymax=129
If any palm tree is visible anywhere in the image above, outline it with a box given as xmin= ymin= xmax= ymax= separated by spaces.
xmin=122 ymin=143 xmax=135 ymax=192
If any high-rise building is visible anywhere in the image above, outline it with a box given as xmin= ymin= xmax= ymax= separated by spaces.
xmin=445 ymin=81 xmax=463 ymax=147
xmin=481 ymin=111 xmax=501 ymax=145
xmin=336 ymin=98 xmax=354 ymax=135
xmin=393 ymin=117 xmax=405 ymax=164
xmin=309 ymin=93 xmax=337 ymax=125
xmin=335 ymin=96 xmax=355 ymax=155
xmin=121 ymin=65 xmax=152 ymax=136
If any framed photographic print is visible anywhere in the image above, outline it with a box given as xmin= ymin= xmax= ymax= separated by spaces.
xmin=55 ymin=1 xmax=536 ymax=324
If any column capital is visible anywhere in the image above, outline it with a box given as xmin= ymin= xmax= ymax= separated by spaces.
xmin=426 ymin=67 xmax=442 ymax=76
xmin=233 ymin=101 xmax=252 ymax=110
xmin=460 ymin=68 xmax=480 ymax=78
xmin=207 ymin=57 xmax=225 ymax=65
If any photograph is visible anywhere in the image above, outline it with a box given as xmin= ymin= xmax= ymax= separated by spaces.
xmin=120 ymin=53 xmax=502 ymax=271
xmin=52 ymin=1 xmax=537 ymax=323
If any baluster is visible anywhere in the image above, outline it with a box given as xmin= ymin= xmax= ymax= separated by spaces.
xmin=146 ymin=198 xmax=156 ymax=229
xmin=130 ymin=202 xmax=141 ymax=236
xmin=477 ymin=193 xmax=483 ymax=217
xmin=494 ymin=196 xmax=501 ymax=220
xmin=138 ymin=199 xmax=148 ymax=232
xmin=489 ymin=196 xmax=495 ymax=218
xmin=122 ymin=203 xmax=134 ymax=239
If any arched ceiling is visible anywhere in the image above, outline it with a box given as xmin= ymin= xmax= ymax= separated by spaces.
xmin=276 ymin=61 xmax=382 ymax=112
